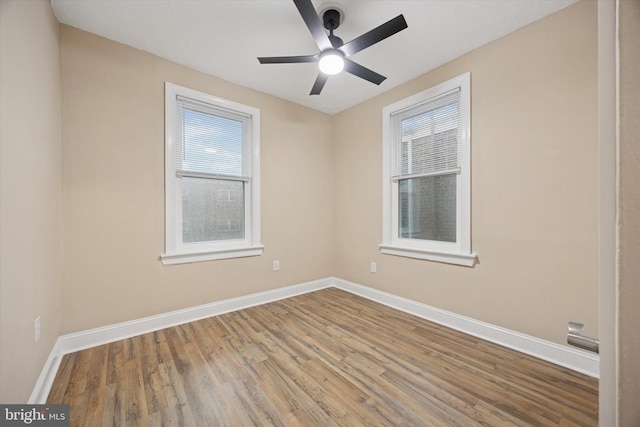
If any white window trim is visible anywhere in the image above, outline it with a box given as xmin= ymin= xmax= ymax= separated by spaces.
xmin=161 ymin=82 xmax=262 ymax=265
xmin=380 ymin=72 xmax=477 ymax=267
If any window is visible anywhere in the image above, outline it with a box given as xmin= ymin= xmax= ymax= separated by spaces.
xmin=380 ymin=73 xmax=476 ymax=266
xmin=161 ymin=83 xmax=262 ymax=265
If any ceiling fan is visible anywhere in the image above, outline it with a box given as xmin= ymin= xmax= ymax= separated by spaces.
xmin=257 ymin=0 xmax=408 ymax=95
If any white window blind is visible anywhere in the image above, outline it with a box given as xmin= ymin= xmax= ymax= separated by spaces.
xmin=381 ymin=72 xmax=474 ymax=266
xmin=163 ymin=82 xmax=263 ymax=265
xmin=390 ymin=88 xmax=461 ymax=179
xmin=175 ymin=96 xmax=252 ymax=180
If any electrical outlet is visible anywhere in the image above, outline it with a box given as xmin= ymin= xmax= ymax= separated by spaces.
xmin=34 ymin=316 xmax=40 ymax=342
xmin=370 ymin=262 xmax=377 ymax=273
xmin=273 ymin=260 xmax=280 ymax=271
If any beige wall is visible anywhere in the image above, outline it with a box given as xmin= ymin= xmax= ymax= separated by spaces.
xmin=618 ymin=0 xmax=640 ymax=424
xmin=0 ymin=0 xmax=62 ymax=402
xmin=333 ymin=0 xmax=598 ymax=346
xmin=59 ymin=26 xmax=334 ymax=333
xmin=0 ymin=0 xmax=622 ymax=407
xmin=0 ymin=0 xmax=618 ymax=407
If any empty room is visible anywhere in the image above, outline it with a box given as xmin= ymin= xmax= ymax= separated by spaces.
xmin=1 ymin=0 xmax=638 ymax=425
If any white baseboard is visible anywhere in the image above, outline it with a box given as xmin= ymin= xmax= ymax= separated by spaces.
xmin=30 ymin=277 xmax=332 ymax=403
xmin=30 ymin=276 xmax=598 ymax=403
xmin=57 ymin=277 xmax=333 ymax=356
xmin=330 ymin=277 xmax=599 ymax=378
xmin=28 ymin=339 xmax=64 ymax=404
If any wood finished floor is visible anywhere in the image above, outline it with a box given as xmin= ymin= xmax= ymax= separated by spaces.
xmin=48 ymin=288 xmax=598 ymax=426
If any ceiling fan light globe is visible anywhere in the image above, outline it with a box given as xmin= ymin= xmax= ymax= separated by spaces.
xmin=319 ymin=53 xmax=344 ymax=75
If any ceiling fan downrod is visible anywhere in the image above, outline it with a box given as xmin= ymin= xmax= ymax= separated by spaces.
xmin=323 ymin=9 xmax=344 ymax=48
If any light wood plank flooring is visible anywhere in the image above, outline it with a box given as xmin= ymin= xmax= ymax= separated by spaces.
xmin=48 ymin=288 xmax=598 ymax=426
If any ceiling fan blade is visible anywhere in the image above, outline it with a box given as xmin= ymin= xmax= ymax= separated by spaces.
xmin=258 ymin=54 xmax=319 ymax=64
xmin=310 ymin=73 xmax=329 ymax=95
xmin=339 ymin=15 xmax=408 ymax=57
xmin=293 ymin=0 xmax=333 ymax=51
xmin=343 ymin=59 xmax=386 ymax=85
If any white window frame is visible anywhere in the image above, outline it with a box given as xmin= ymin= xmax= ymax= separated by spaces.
xmin=380 ymin=73 xmax=477 ymax=267
xmin=161 ymin=82 xmax=263 ymax=265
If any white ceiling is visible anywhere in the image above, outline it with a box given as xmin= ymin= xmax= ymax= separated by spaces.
xmin=51 ymin=0 xmax=577 ymax=115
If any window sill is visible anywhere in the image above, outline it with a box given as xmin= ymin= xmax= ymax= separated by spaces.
xmin=161 ymin=245 xmax=264 ymax=265
xmin=379 ymin=244 xmax=477 ymax=267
